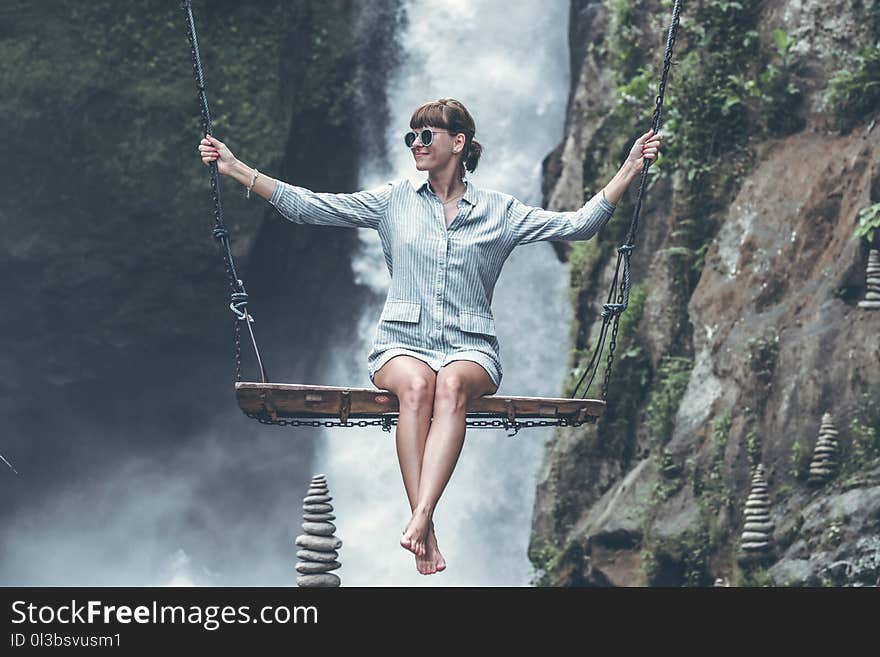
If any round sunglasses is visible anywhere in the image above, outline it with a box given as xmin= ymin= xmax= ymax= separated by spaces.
xmin=404 ymin=128 xmax=457 ymax=148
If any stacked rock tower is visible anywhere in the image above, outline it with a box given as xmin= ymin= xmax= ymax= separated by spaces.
xmin=738 ymin=464 xmax=775 ymax=564
xmin=808 ymin=412 xmax=840 ymax=486
xmin=295 ymin=474 xmax=342 ymax=587
xmin=858 ymin=249 xmax=880 ymax=309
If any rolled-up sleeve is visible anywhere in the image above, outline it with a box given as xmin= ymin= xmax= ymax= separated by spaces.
xmin=268 ymin=179 xmax=394 ymax=230
xmin=506 ymin=190 xmax=617 ymax=245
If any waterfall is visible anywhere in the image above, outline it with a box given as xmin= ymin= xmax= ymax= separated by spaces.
xmin=319 ymin=0 xmax=574 ymax=585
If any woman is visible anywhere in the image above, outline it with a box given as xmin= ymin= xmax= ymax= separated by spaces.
xmin=198 ymin=98 xmax=662 ymax=576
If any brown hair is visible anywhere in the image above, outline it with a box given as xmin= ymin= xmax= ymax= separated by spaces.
xmin=409 ymin=98 xmax=483 ymax=179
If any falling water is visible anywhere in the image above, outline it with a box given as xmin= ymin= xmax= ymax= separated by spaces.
xmin=318 ymin=0 xmax=574 ymax=585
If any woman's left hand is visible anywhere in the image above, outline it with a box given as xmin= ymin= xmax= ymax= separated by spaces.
xmin=625 ymin=128 xmax=664 ymax=171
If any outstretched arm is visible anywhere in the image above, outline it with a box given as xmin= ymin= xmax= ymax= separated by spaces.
xmin=507 ymin=128 xmax=662 ymax=245
xmin=506 ymin=188 xmax=618 ymax=245
xmin=200 ymin=134 xmax=390 ymax=230
xmin=267 ymin=178 xmax=392 ymax=231
xmin=232 ymin=161 xmax=391 ymax=231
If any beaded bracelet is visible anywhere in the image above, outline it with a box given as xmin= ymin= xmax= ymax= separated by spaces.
xmin=246 ymin=167 xmax=260 ymax=199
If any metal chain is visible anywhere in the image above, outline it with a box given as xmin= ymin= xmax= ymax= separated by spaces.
xmin=586 ymin=0 xmax=683 ymax=401
xmin=243 ymin=411 xmax=593 ymax=436
xmin=180 ymin=0 xmax=266 ymax=384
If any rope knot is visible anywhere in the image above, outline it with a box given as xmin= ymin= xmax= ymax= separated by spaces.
xmin=617 ymin=244 xmax=635 ymax=255
xmin=229 ymin=291 xmax=252 ymax=322
xmin=212 ymin=226 xmax=229 ymax=241
xmin=601 ymin=302 xmax=626 ymax=319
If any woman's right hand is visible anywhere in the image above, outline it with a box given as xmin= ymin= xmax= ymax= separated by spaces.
xmin=198 ymin=134 xmax=237 ymax=176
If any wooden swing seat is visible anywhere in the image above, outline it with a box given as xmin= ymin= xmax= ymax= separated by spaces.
xmin=236 ymin=382 xmax=605 ymax=425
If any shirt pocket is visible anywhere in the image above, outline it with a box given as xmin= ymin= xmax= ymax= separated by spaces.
xmin=380 ymin=298 xmax=422 ymax=323
xmin=459 ymin=308 xmax=496 ymax=336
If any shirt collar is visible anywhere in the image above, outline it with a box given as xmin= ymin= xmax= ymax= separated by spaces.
xmin=418 ymin=178 xmax=477 ymax=206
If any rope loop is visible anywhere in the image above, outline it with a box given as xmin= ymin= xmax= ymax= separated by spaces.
xmin=601 ymin=303 xmax=626 ymax=319
xmin=229 ymin=291 xmax=252 ymax=322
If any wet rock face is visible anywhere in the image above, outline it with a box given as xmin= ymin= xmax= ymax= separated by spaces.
xmin=529 ymin=0 xmax=880 ymax=586
xmin=764 ymin=0 xmax=878 ymax=115
xmin=770 ymin=469 xmax=880 ymax=586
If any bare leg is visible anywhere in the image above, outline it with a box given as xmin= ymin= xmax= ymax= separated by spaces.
xmin=399 ymin=360 xmax=497 ymax=568
xmin=372 ymin=355 xmax=444 ymax=573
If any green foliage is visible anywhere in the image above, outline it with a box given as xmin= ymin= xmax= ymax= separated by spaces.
xmin=528 ymin=538 xmax=561 ymax=586
xmin=746 ymin=428 xmax=763 ymax=467
xmin=615 ymin=66 xmax=656 ymax=108
xmin=849 ymin=418 xmax=880 ymax=467
xmin=844 ymin=387 xmax=880 ymax=473
xmin=641 ymin=546 xmax=659 ymax=584
xmin=641 ymin=527 xmax=712 ymax=587
xmin=0 ymin=1 xmax=291 ymax=194
xmin=654 ymin=2 xmax=805 ymax=191
xmin=855 ymin=202 xmax=880 ymax=243
xmin=645 ymin=356 xmax=693 ymax=447
xmin=789 ymin=438 xmax=809 ymax=481
xmin=825 ymin=43 xmax=880 ymax=134
xmin=652 ymin=448 xmax=685 ymax=504
xmin=776 ymin=513 xmax=805 ymax=553
xmin=753 ymin=29 xmax=805 ymax=135
xmin=565 ymin=284 xmax=651 ymax=461
xmin=568 ymin=239 xmax=602 ymax=294
xmin=584 ymin=284 xmax=651 ymax=465
xmin=736 ymin=566 xmax=774 ymax=587
xmin=567 ymin=284 xmax=648 ymax=395
xmin=607 ymin=0 xmax=644 ymax=84
xmin=713 ymin=411 xmax=733 ymax=447
xmin=746 ymin=334 xmax=780 ymax=396
xmin=772 ymin=28 xmax=796 ymax=63
xmin=659 ymin=1 xmax=756 ymax=183
xmin=528 ymin=537 xmax=585 ymax=587
xmin=719 ymin=27 xmax=805 ymax=136
xmin=694 ymin=411 xmax=733 ymax=516
xmin=823 ymin=522 xmax=844 ymax=549
xmin=617 ymin=283 xmax=648 ymax=348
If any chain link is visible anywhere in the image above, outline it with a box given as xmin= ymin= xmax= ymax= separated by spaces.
xmin=591 ymin=1 xmax=682 ymax=401
xmin=181 ymin=0 xmax=264 ymax=385
xmin=243 ymin=410 xmax=594 ymax=436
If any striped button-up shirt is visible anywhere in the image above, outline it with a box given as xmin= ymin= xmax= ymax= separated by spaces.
xmin=268 ymin=176 xmax=616 ymax=390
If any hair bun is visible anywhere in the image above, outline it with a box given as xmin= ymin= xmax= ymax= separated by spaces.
xmin=464 ymin=138 xmax=483 ymax=174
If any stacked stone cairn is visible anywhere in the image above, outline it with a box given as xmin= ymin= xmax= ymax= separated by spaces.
xmin=808 ymin=412 xmax=840 ymax=486
xmin=738 ymin=464 xmax=775 ymax=565
xmin=858 ymin=249 xmax=880 ymax=309
xmin=295 ymin=474 xmax=342 ymax=587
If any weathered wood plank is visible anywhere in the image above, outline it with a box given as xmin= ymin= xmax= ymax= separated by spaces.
xmin=235 ymin=382 xmax=605 ymax=421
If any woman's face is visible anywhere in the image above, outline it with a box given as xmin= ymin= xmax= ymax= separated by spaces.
xmin=408 ymin=125 xmax=464 ymax=173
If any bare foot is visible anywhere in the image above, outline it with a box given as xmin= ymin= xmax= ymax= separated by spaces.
xmin=416 ymin=523 xmax=447 ymax=575
xmin=400 ymin=507 xmax=432 ymax=557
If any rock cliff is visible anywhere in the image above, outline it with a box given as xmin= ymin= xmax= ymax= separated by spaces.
xmin=530 ymin=0 xmax=880 ymax=586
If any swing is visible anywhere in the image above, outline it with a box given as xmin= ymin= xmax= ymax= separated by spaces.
xmin=179 ymin=0 xmax=682 ymax=435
